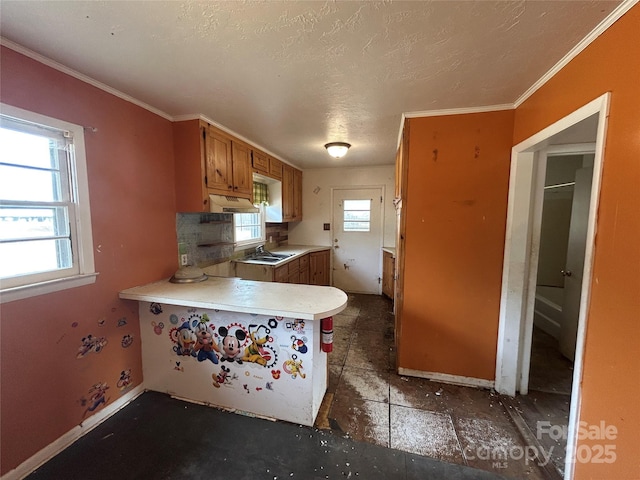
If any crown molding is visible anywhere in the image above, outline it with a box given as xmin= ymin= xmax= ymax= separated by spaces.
xmin=1 ymin=39 xmax=297 ymax=168
xmin=1 ymin=37 xmax=173 ymax=121
xmin=403 ymin=103 xmax=515 ymax=119
xmin=185 ymin=113 xmax=296 ymax=168
xmin=397 ymin=103 xmax=515 ymax=149
xmin=514 ymin=0 xmax=639 ymax=107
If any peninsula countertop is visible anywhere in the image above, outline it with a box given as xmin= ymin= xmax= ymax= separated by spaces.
xmin=119 ymin=276 xmax=347 ymax=320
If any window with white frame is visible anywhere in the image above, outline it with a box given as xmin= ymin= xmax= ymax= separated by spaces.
xmin=233 ymin=206 xmax=265 ymax=247
xmin=0 ymin=104 xmax=95 ymax=302
xmin=343 ymin=199 xmax=371 ymax=232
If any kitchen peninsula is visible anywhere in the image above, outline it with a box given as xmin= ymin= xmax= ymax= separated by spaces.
xmin=119 ymin=277 xmax=347 ymax=426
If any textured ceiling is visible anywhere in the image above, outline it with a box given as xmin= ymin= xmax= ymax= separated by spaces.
xmin=0 ymin=1 xmax=621 ymax=168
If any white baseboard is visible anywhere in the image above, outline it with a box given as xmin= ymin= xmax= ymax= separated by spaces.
xmin=1 ymin=385 xmax=145 ymax=480
xmin=398 ymin=368 xmax=494 ymax=390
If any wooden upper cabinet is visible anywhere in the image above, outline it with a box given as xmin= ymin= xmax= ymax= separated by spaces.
xmin=293 ymin=168 xmax=303 ymax=221
xmin=282 ymin=164 xmax=295 ymax=222
xmin=202 ymin=125 xmax=252 ymax=200
xmin=282 ymin=164 xmax=303 ymax=222
xmin=252 ymin=149 xmax=269 ymax=174
xmin=204 ymin=128 xmax=233 ymax=194
xmin=395 ymin=120 xmax=409 ymax=201
xmin=230 ymin=141 xmax=252 ymax=198
xmin=173 ymin=119 xmax=208 ymax=212
xmin=269 ymin=157 xmax=283 ymax=179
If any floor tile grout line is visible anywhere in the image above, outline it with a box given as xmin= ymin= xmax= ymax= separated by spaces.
xmin=449 ymin=412 xmax=470 ymax=467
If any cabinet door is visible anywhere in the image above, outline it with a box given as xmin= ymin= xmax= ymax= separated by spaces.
xmin=231 ymin=142 xmax=253 ymax=199
xmin=252 ymin=149 xmax=269 ymax=174
xmin=269 ymin=157 xmax=283 ymax=179
xmin=282 ymin=164 xmax=295 ymax=222
xmin=274 ymin=264 xmax=289 ymax=283
xmin=299 ymin=254 xmax=310 ymax=284
xmin=204 ymin=129 xmax=233 ymax=194
xmin=310 ymin=250 xmax=330 ymax=286
xmin=293 ymin=168 xmax=303 ymax=221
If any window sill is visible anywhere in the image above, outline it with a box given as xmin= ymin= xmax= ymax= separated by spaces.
xmin=0 ymin=273 xmax=99 ymax=304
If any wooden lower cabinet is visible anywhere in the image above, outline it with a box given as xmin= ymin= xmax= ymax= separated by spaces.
xmin=274 ymin=264 xmax=289 ymax=283
xmin=382 ymin=250 xmax=395 ymax=299
xmin=309 ymin=250 xmax=330 ymax=286
xmin=299 ymin=254 xmax=310 ymax=284
xmin=236 ymin=250 xmax=330 ymax=286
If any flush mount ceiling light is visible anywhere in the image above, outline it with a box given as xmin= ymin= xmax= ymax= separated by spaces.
xmin=324 ymin=142 xmax=351 ymax=158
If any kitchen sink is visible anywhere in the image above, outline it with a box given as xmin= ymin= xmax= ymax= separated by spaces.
xmin=251 ymin=253 xmax=293 ymax=263
xmin=252 ymin=256 xmax=282 ymax=263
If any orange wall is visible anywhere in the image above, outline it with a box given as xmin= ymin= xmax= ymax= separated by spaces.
xmin=400 ymin=110 xmax=515 ymax=380
xmin=513 ymin=7 xmax=640 ymax=479
xmin=0 ymin=47 xmax=178 ymax=474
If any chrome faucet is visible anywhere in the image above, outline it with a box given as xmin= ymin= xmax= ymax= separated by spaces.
xmin=255 ymin=245 xmax=265 ymax=255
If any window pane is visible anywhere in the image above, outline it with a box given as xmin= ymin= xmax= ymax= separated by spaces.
xmin=0 ymin=238 xmax=72 ymax=278
xmin=343 ymin=198 xmax=371 ymax=232
xmin=0 ymin=164 xmax=62 ymax=202
xmin=234 ymin=210 xmax=263 ymax=244
xmin=0 ymin=206 xmax=69 ymax=241
xmin=344 ymin=210 xmax=370 ymax=222
xmin=344 ymin=221 xmax=370 ymax=232
xmin=0 ymin=128 xmax=59 ymax=169
xmin=343 ymin=199 xmax=370 ymax=211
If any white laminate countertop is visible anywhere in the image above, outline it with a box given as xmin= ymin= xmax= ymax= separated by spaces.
xmin=234 ymin=244 xmax=331 ymax=266
xmin=119 ymin=276 xmax=347 ymax=320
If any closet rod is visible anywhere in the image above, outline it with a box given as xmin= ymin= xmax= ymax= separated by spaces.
xmin=544 ymin=181 xmax=575 ymax=190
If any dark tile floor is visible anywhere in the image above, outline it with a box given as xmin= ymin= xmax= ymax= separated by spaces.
xmin=26 ymin=294 xmax=567 ymax=480
xmin=315 ymin=294 xmax=550 ymax=480
xmin=27 ymin=391 xmax=509 ymax=480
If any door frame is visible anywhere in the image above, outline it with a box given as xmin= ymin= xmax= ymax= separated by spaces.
xmin=518 ymin=142 xmax=596 ymax=395
xmin=494 ymin=93 xmax=610 ymax=480
xmin=330 ymin=185 xmax=386 ymax=294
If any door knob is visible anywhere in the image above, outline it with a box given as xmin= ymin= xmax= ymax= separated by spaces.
xmin=561 ymin=270 xmax=572 ymax=277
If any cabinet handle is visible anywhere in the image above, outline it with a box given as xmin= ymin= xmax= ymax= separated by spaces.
xmin=228 ymin=185 xmax=233 ymax=189
xmin=233 ymin=186 xmax=238 ymax=190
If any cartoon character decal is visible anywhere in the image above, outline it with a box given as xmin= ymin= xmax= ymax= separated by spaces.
xmin=117 ymin=369 xmax=133 ymax=390
xmin=218 ymin=326 xmax=247 ymax=363
xmin=291 ymin=335 xmax=308 ymax=354
xmin=79 ymin=382 xmax=110 ymax=418
xmin=194 ymin=322 xmax=220 ymax=364
xmin=283 ymin=354 xmax=306 ymax=379
xmin=242 ymin=324 xmax=277 ymax=367
xmin=150 ymin=303 xmax=163 ymax=315
xmin=170 ymin=322 xmax=196 ymax=357
xmin=121 ymin=334 xmax=134 ymax=348
xmin=76 ymin=334 xmax=108 ymax=359
xmin=212 ymin=365 xmax=238 ymax=388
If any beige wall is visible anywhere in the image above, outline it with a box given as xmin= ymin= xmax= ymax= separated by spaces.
xmin=288 ymin=165 xmax=396 ymax=249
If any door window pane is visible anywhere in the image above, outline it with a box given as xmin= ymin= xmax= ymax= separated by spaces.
xmin=343 ymin=199 xmax=371 ymax=232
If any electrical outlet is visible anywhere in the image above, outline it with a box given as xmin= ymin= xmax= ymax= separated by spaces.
xmin=180 ymin=254 xmax=188 ymax=266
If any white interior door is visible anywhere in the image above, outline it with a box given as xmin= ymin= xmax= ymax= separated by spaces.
xmin=332 ymin=188 xmax=383 ymax=294
xmin=559 ymin=166 xmax=593 ymax=360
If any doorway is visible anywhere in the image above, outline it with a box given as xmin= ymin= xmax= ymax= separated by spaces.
xmin=495 ymin=93 xmax=609 ymax=480
xmin=520 ymin=146 xmax=595 ymax=476
xmin=331 ymin=187 xmax=384 ymax=294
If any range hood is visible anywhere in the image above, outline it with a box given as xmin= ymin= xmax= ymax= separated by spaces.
xmin=209 ymin=194 xmax=259 ymax=214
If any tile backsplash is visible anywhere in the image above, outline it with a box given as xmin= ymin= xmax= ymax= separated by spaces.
xmin=176 ymin=213 xmax=234 ymax=267
xmin=176 ymin=214 xmax=290 ymax=269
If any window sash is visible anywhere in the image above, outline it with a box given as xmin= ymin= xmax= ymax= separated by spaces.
xmin=233 ymin=207 xmax=265 ymax=246
xmin=343 ymin=199 xmax=372 ymax=232
xmin=0 ymin=112 xmax=81 ymax=287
